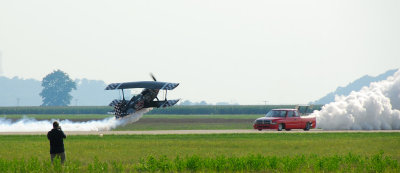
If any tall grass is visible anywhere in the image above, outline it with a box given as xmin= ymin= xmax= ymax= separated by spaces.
xmin=1 ymin=133 xmax=400 ymax=163
xmin=0 ymin=153 xmax=398 ymax=172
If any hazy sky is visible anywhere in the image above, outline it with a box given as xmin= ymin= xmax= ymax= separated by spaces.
xmin=0 ymin=0 xmax=399 ymax=105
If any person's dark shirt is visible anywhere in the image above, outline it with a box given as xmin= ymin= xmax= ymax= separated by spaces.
xmin=47 ymin=128 xmax=66 ymax=154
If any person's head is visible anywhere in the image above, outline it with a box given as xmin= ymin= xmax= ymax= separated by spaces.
xmin=53 ymin=121 xmax=59 ymax=129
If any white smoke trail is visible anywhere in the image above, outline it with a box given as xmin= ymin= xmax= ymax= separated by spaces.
xmin=0 ymin=108 xmax=151 ymax=132
xmin=312 ymin=70 xmax=400 ymax=130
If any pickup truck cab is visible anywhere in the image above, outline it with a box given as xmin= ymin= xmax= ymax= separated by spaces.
xmin=253 ymin=109 xmax=316 ymax=131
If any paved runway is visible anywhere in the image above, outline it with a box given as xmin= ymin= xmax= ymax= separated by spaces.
xmin=1 ymin=129 xmax=400 ymax=135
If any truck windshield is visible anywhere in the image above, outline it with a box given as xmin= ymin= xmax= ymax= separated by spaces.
xmin=265 ymin=110 xmax=286 ymax=117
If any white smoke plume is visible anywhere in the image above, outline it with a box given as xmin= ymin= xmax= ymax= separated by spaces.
xmin=0 ymin=108 xmax=151 ymax=132
xmin=312 ymin=70 xmax=400 ymax=130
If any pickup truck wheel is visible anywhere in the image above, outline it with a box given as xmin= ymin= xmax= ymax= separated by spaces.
xmin=285 ymin=129 xmax=291 ymax=131
xmin=304 ymin=122 xmax=311 ymax=131
xmin=258 ymin=129 xmax=262 ymax=131
xmin=278 ymin=124 xmax=283 ymax=131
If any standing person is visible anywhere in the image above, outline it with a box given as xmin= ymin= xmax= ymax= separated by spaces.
xmin=47 ymin=121 xmax=66 ymax=164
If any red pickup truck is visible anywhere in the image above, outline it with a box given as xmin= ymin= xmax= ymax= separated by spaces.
xmin=253 ymin=109 xmax=316 ymax=131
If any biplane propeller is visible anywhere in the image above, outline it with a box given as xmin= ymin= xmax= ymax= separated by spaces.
xmin=105 ymin=74 xmax=179 ymax=118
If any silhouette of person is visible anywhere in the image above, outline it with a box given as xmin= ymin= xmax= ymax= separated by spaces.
xmin=47 ymin=121 xmax=66 ymax=164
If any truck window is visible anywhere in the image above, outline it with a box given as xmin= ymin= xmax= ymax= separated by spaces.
xmin=294 ymin=111 xmax=299 ymax=117
xmin=280 ymin=111 xmax=287 ymax=117
xmin=266 ymin=110 xmax=280 ymax=117
xmin=287 ymin=111 xmax=294 ymax=117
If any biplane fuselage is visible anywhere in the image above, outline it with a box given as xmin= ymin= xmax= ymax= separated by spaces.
xmin=105 ymin=81 xmax=179 ymax=118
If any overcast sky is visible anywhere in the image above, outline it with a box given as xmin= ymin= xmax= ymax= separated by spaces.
xmin=0 ymin=0 xmax=399 ymax=105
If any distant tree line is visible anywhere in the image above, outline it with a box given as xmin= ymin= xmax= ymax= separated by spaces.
xmin=0 ymin=105 xmax=322 ymax=115
xmin=148 ymin=105 xmax=321 ymax=114
xmin=179 ymin=100 xmax=239 ymax=106
xmin=0 ymin=106 xmax=112 ymax=114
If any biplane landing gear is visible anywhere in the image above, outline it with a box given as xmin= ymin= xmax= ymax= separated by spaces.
xmin=127 ymin=108 xmax=135 ymax=115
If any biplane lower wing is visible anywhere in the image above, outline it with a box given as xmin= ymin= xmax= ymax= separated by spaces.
xmin=147 ymin=99 xmax=180 ymax=108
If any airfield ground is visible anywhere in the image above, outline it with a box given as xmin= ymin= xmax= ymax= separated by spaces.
xmin=2 ymin=113 xmax=400 ymax=134
xmin=1 ymin=114 xmax=400 ymax=172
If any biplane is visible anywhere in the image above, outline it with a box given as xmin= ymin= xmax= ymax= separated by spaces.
xmin=105 ymin=74 xmax=179 ymax=118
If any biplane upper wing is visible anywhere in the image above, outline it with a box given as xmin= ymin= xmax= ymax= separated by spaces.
xmin=105 ymin=81 xmax=179 ymax=90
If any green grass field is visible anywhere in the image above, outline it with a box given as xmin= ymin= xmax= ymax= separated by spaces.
xmin=1 ymin=114 xmax=261 ymax=119
xmin=116 ymin=114 xmax=258 ymax=130
xmin=143 ymin=114 xmax=262 ymax=119
xmin=115 ymin=122 xmax=253 ymax=130
xmin=1 ymin=133 xmax=399 ymax=161
xmin=0 ymin=133 xmax=399 ymax=172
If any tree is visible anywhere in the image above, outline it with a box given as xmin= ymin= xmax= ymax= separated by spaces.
xmin=40 ymin=70 xmax=76 ymax=106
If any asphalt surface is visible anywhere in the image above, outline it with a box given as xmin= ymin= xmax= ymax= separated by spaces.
xmin=1 ymin=129 xmax=400 ymax=135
